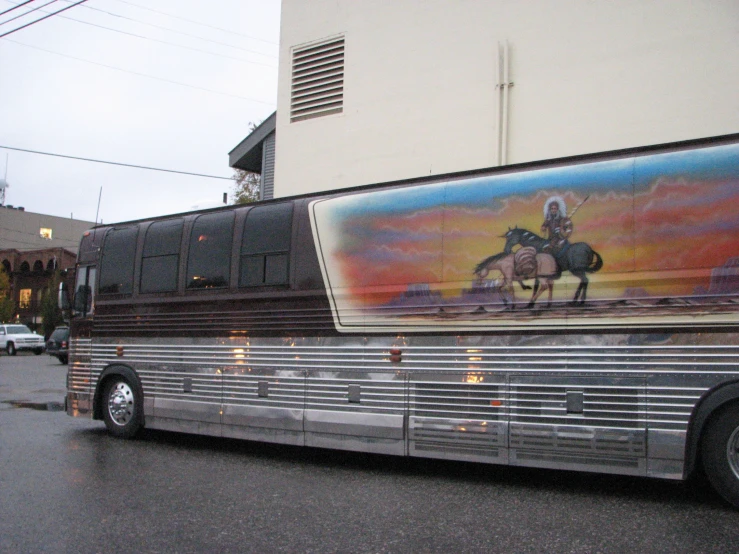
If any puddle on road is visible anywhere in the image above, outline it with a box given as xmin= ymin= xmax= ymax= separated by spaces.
xmin=3 ymin=400 xmax=65 ymax=412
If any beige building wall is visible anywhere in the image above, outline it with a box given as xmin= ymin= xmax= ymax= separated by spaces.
xmin=0 ymin=207 xmax=93 ymax=253
xmin=274 ymin=0 xmax=739 ymax=197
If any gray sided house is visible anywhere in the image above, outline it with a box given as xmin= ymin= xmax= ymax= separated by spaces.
xmin=229 ymin=112 xmax=276 ymax=201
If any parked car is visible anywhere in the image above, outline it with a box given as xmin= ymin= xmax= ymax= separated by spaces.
xmin=0 ymin=324 xmax=45 ymax=355
xmin=46 ymin=326 xmax=69 ymax=364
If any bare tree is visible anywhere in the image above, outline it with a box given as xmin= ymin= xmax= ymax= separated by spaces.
xmin=232 ymin=168 xmax=260 ymax=204
xmin=231 ymin=121 xmax=262 ymax=205
xmin=40 ymin=272 xmax=65 ymax=338
xmin=0 ymin=269 xmax=14 ymax=323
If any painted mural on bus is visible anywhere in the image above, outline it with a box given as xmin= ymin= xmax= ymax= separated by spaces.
xmin=310 ymin=142 xmax=739 ymax=331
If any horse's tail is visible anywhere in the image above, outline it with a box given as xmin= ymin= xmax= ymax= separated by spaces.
xmin=586 ymin=250 xmax=603 ymax=273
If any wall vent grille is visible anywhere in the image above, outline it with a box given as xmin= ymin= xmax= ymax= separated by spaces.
xmin=290 ymin=36 xmax=344 ymax=123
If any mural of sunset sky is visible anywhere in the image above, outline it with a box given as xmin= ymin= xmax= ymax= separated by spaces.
xmin=311 ymin=142 xmax=739 ymax=316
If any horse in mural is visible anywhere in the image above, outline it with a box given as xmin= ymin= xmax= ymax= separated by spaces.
xmin=474 ymin=247 xmax=560 ymax=309
xmin=502 ymin=227 xmax=603 ymax=305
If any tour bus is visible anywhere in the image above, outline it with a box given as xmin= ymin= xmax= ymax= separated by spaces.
xmin=64 ymin=134 xmax=739 ymax=507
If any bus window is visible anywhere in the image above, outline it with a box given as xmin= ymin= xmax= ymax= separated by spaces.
xmin=141 ymin=219 xmax=183 ymax=293
xmin=186 ymin=212 xmax=234 ymax=289
xmin=74 ymin=265 xmax=96 ymax=316
xmin=99 ymin=227 xmax=138 ymax=295
xmin=239 ymin=203 xmax=293 ymax=287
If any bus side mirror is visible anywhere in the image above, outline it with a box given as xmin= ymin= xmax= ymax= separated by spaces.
xmin=58 ymin=282 xmax=71 ymax=311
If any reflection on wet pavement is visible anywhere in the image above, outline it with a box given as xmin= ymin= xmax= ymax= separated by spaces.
xmin=3 ymin=400 xmax=65 ymax=411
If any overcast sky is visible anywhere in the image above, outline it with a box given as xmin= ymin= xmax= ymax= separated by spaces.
xmin=0 ymin=0 xmax=280 ymax=224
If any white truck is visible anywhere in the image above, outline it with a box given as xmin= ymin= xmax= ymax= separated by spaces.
xmin=0 ymin=324 xmax=45 ymax=355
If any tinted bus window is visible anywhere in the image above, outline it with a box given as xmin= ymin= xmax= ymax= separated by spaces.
xmin=74 ymin=265 xmax=96 ymax=315
xmin=99 ymin=227 xmax=138 ymax=295
xmin=240 ymin=203 xmax=293 ymax=287
xmin=186 ymin=212 xmax=234 ymax=289
xmin=141 ymin=219 xmax=183 ymax=293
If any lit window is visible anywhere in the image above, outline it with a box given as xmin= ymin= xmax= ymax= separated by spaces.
xmin=40 ymin=228 xmax=53 ymax=239
xmin=19 ymin=289 xmax=32 ymax=309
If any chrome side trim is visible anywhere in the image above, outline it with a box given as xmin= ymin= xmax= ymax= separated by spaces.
xmin=65 ymin=334 xmax=739 ymax=479
xmin=304 ymin=410 xmax=404 ymax=439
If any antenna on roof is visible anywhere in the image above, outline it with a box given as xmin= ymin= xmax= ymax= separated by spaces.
xmin=0 ymin=153 xmax=8 ymax=206
xmin=95 ymin=186 xmax=102 ymax=225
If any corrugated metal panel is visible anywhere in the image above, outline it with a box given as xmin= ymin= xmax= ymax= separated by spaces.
xmin=261 ymin=132 xmax=276 ymax=200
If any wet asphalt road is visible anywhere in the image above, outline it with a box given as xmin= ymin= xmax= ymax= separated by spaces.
xmin=2 ymin=354 xmax=739 ymax=553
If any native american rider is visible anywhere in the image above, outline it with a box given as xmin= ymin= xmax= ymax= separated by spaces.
xmin=540 ymin=196 xmax=573 ymax=255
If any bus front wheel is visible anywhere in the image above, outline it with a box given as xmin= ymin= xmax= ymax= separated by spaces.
xmin=102 ymin=377 xmax=142 ymax=439
xmin=702 ymin=402 xmax=739 ymax=508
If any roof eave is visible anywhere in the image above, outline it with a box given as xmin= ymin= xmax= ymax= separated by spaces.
xmin=228 ymin=112 xmax=277 ymax=173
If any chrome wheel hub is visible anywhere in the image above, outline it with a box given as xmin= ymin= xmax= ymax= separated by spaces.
xmin=728 ymin=426 xmax=739 ymax=480
xmin=108 ymin=382 xmax=134 ymax=426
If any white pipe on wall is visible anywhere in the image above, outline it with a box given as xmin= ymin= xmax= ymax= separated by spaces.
xmin=495 ymin=42 xmax=503 ymax=166
xmin=495 ymin=41 xmax=512 ymax=166
xmin=501 ymin=40 xmax=511 ymax=166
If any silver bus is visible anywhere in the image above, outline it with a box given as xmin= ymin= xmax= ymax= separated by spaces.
xmin=65 ymin=134 xmax=739 ymax=507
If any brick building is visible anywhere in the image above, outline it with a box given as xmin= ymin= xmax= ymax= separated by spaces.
xmin=0 ymin=206 xmax=92 ymax=329
xmin=0 ymin=247 xmax=78 ymax=329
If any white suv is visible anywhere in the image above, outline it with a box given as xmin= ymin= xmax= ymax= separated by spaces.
xmin=0 ymin=324 xmax=45 ymax=356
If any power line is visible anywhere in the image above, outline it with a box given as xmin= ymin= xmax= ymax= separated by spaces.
xmin=53 ymin=13 xmax=277 ymax=67
xmin=0 ymin=0 xmax=87 ymax=39
xmin=109 ymin=0 xmax=278 ymax=46
xmin=0 ymin=145 xmax=235 ymax=180
xmin=2 ymin=0 xmax=277 ymax=67
xmin=3 ymin=38 xmax=276 ymax=104
xmin=0 ymin=0 xmax=33 ymax=18
xmin=61 ymin=0 xmax=277 ymax=59
xmin=0 ymin=0 xmax=56 ymax=24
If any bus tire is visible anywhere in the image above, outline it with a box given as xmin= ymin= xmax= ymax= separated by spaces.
xmin=702 ymin=402 xmax=739 ymax=508
xmin=102 ymin=376 xmax=142 ymax=439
